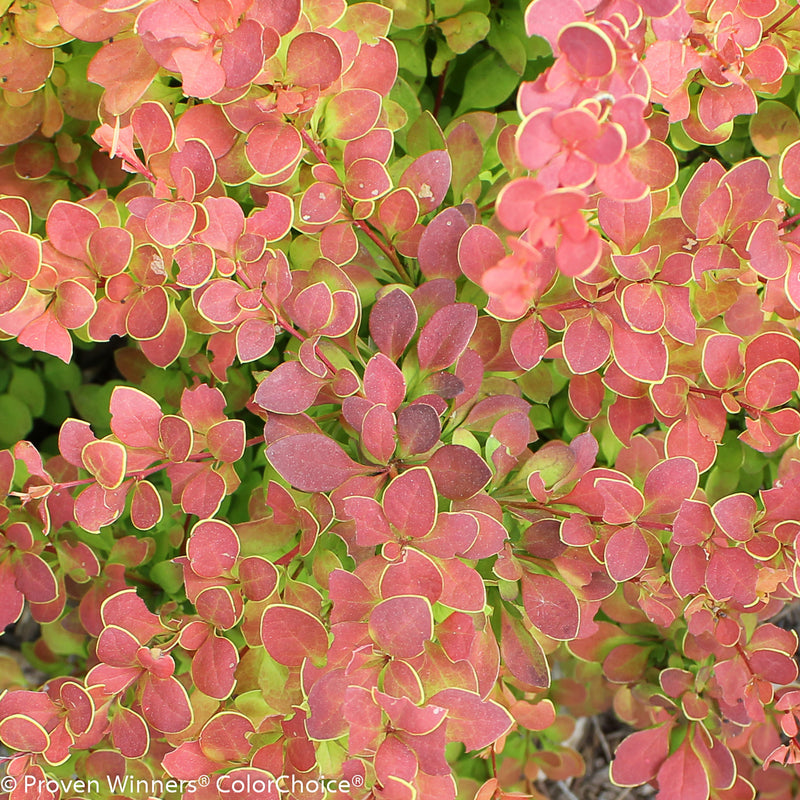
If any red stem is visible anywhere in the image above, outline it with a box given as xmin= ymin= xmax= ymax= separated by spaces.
xmin=14 ymin=436 xmax=264 ymax=499
xmin=298 ymin=128 xmax=412 ymax=284
xmin=779 ymin=211 xmax=800 ymax=230
xmin=764 ymin=3 xmax=800 ymax=36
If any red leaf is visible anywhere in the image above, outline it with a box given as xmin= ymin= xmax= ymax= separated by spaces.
xmin=140 ymin=675 xmax=192 ymax=733
xmin=324 ymin=88 xmax=383 ymax=141
xmin=260 ymin=604 xmax=328 ymax=666
xmin=500 ymin=607 xmax=550 ymax=689
xmin=426 ymin=444 xmax=491 ymax=500
xmin=610 ymin=724 xmax=672 ymax=786
xmin=266 ymin=433 xmax=366 ymax=492
xmin=605 ymin=524 xmax=649 ymax=582
xmin=145 ymin=201 xmax=196 ymax=248
xmin=383 ymin=466 xmax=437 ymax=539
xmin=13 ymin=552 xmax=57 ymax=604
xmin=254 ymin=361 xmax=326 ymax=414
xmin=563 ymin=313 xmax=611 ymax=374
xmin=285 ymin=31 xmax=342 ymax=90
xmin=400 ymin=150 xmax=452 ymax=214
xmin=521 ymin=571 xmax=580 ymax=640
xmin=188 ymin=518 xmax=240 ymax=578
xmin=130 ymin=480 xmax=163 ymax=530
xmin=370 ymin=595 xmax=433 ymax=658
xmin=191 ymin=634 xmax=238 ymax=699
xmin=643 ymin=458 xmax=699 ymax=516
xmin=81 ymin=439 xmax=127 ymax=490
xmin=430 ymin=688 xmax=513 ymax=751
xmin=46 ymin=200 xmax=99 ymax=260
xmin=110 ymin=386 xmax=162 ymax=449
xmin=369 ymin=288 xmax=418 ymax=361
xmin=417 ymin=303 xmax=477 ymax=371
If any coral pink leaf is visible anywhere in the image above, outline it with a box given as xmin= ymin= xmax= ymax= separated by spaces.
xmin=643 ymin=458 xmax=698 ymax=516
xmin=246 ymin=120 xmax=303 ymax=177
xmin=510 ymin=316 xmax=548 ymax=370
xmin=705 ymin=547 xmax=757 ymax=604
xmin=426 ymin=444 xmax=491 ymax=500
xmin=207 ymin=418 xmax=245 ymax=463
xmin=563 ymin=314 xmax=611 ymax=374
xmin=13 ymin=552 xmax=57 ymax=604
xmin=418 ymin=208 xmax=469 ymax=280
xmin=743 ymin=359 xmax=798 ymax=409
xmin=199 ymin=711 xmax=255 ymax=762
xmin=81 ymin=439 xmax=127 ymax=490
xmin=110 ymin=386 xmax=162 ymax=449
xmin=0 ymin=714 xmax=50 ymax=753
xmin=55 ymin=280 xmax=96 ymax=330
xmin=261 ymin=603 xmax=328 ymax=666
xmin=238 ymin=556 xmax=278 ymax=601
xmin=417 ymin=303 xmax=477 ymax=371
xmin=221 ymin=19 xmax=265 ymax=88
xmin=188 ymin=518 xmax=240 ymax=578
xmin=383 ymin=466 xmax=437 ymax=539
xmin=430 ymin=688 xmax=513 ymax=751
xmin=254 ymin=361 xmax=325 ymax=414
xmin=110 ymin=706 xmax=150 ymax=759
xmin=605 ymin=524 xmax=649 ymax=582
xmin=521 ymin=571 xmax=580 ymax=640
xmin=558 ymin=23 xmax=616 ymax=78
xmin=345 ymin=158 xmax=392 ymax=201
xmin=140 ymin=675 xmax=193 ymax=733
xmin=400 ymin=150 xmax=452 ymax=215
xmin=46 ymin=200 xmax=100 ymax=260
xmin=594 ymin=478 xmax=644 ymax=524
xmin=500 ymin=607 xmax=550 ymax=689
xmin=131 ymin=101 xmax=175 ymax=159
xmin=236 ymin=318 xmax=276 ymax=362
xmin=130 ymin=480 xmax=163 ymax=530
xmin=0 ymin=230 xmax=40 ymax=281
xmin=655 ymin=740 xmax=709 ymax=800
xmin=711 ymin=494 xmax=757 ymax=542
xmin=126 ymin=286 xmax=170 ymax=340
xmin=285 ymin=31 xmax=342 ymax=90
xmin=180 ymin=466 xmax=226 ymax=518
xmin=458 ymin=225 xmax=506 ymax=284
xmin=364 ymin=353 xmax=406 ymax=412
xmin=18 ymin=310 xmax=73 ymax=363
xmin=191 ymin=634 xmax=238 ymax=699
xmin=610 ymin=724 xmax=672 ymax=786
xmin=369 ymin=595 xmax=433 ymax=658
xmin=369 ymin=288 xmax=418 ymax=361
xmin=159 ymin=414 xmax=193 ymax=463
xmin=145 ymin=201 xmax=196 ymax=248
xmin=266 ymin=433 xmax=365 ymax=491
xmin=324 ymin=89 xmax=383 ymax=141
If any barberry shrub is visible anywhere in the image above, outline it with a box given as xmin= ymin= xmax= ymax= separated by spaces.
xmin=4 ymin=0 xmax=800 ymax=798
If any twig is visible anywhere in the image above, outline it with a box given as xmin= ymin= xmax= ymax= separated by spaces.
xmin=592 ymin=716 xmax=613 ymax=763
xmin=298 ymin=128 xmax=412 ymax=284
xmin=764 ymin=3 xmax=800 ymax=36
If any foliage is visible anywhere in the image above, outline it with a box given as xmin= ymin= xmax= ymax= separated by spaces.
xmin=2 ymin=0 xmax=800 ymax=798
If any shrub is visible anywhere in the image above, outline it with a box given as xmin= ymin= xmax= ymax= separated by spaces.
xmin=2 ymin=0 xmax=800 ymax=798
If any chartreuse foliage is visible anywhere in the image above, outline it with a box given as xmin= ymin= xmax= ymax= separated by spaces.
xmin=5 ymin=0 xmax=800 ymax=799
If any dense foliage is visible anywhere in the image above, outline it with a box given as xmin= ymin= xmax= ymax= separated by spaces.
xmin=3 ymin=0 xmax=800 ymax=798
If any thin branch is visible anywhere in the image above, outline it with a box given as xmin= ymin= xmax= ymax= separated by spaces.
xmin=299 ymin=128 xmax=412 ymax=284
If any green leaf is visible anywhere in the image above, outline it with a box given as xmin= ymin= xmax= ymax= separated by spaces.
xmin=439 ymin=11 xmax=490 ymax=54
xmin=0 ymin=393 xmax=33 ymax=446
xmin=9 ymin=367 xmax=46 ymax=417
xmin=455 ymin=51 xmax=520 ymax=115
xmin=487 ymin=24 xmax=527 ymax=75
